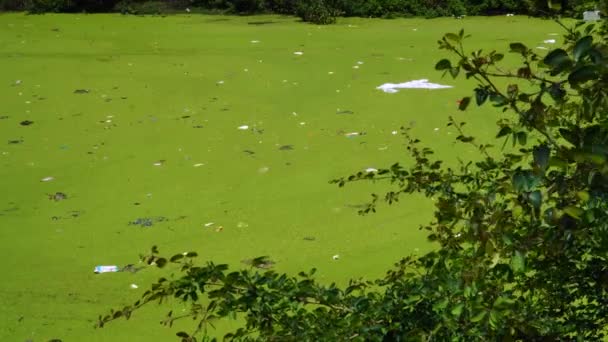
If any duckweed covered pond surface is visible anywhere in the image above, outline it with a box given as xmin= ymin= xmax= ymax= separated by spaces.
xmin=0 ymin=13 xmax=563 ymax=341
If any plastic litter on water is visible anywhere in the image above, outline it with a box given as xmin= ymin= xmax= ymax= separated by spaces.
xmin=294 ymin=51 xmax=304 ymax=55
xmin=193 ymin=163 xmax=204 ymax=167
xmin=204 ymin=222 xmax=215 ymax=227
xmin=543 ymin=39 xmax=556 ymax=44
xmin=365 ymin=168 xmax=378 ymax=173
xmin=94 ymin=265 xmax=119 ymax=273
xmin=237 ymin=125 xmax=249 ymax=130
xmin=377 ymin=79 xmax=453 ymax=93
xmin=130 ymin=283 xmax=139 ymax=289
xmin=41 ymin=176 xmax=54 ymax=182
xmin=332 ymin=254 xmax=340 ymax=260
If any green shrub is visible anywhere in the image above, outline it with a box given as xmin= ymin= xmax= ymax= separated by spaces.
xmin=295 ymin=0 xmax=341 ymax=24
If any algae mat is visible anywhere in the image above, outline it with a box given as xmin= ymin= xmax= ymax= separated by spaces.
xmin=0 ymin=13 xmax=561 ymax=341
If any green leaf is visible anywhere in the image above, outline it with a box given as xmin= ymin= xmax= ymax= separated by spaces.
xmin=533 ymin=145 xmax=550 ymax=170
xmin=451 ymin=303 xmax=464 ymax=317
xmin=511 ymin=251 xmax=525 ymax=273
xmin=496 ymin=126 xmax=511 ymax=138
xmin=529 ymin=190 xmax=542 ymax=209
xmin=577 ymin=191 xmax=590 ymax=202
xmin=475 ymin=88 xmax=488 ymax=105
xmin=573 ymin=36 xmax=593 ymax=62
xmin=564 ymin=206 xmax=584 ymax=220
xmin=509 ymin=42 xmax=527 ymax=54
xmin=491 ymin=53 xmax=504 ymax=62
xmin=517 ymin=131 xmax=527 ymax=146
xmin=445 ymin=33 xmax=460 ymax=43
xmin=470 ymin=310 xmax=487 ymax=323
xmin=155 ymin=258 xmax=167 ymax=268
xmin=435 ymin=59 xmax=452 ymax=71
xmin=176 ymin=332 xmax=189 ymax=338
xmin=569 ymin=66 xmax=599 ymax=85
xmin=543 ymin=49 xmax=570 ymax=69
xmin=459 ymin=97 xmax=471 ymax=111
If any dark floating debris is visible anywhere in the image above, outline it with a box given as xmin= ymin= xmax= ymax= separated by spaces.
xmin=129 ymin=216 xmax=168 ymax=228
xmin=303 ymin=236 xmax=316 ymax=241
xmin=241 ymin=256 xmax=276 ymax=269
xmin=243 ymin=150 xmax=255 ymax=155
xmin=279 ymin=145 xmax=294 ymax=151
xmin=0 ymin=116 xmax=9 ymax=120
xmin=121 ymin=264 xmax=145 ymax=273
xmin=8 ymin=139 xmax=23 ymax=145
xmin=73 ymin=89 xmax=90 ymax=94
xmin=20 ymin=120 xmax=34 ymax=126
xmin=336 ymin=109 xmax=354 ymax=115
xmin=48 ymin=192 xmax=67 ymax=201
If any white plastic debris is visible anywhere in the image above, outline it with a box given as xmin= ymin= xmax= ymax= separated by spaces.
xmin=237 ymin=125 xmax=249 ymax=130
xmin=185 ymin=7 xmax=190 ymax=12
xmin=258 ymin=166 xmax=270 ymax=174
xmin=94 ymin=265 xmax=119 ymax=273
xmin=294 ymin=51 xmax=304 ymax=55
xmin=543 ymin=39 xmax=556 ymax=44
xmin=353 ymin=65 xmax=360 ymax=69
xmin=251 ymin=40 xmax=260 ymax=43
xmin=506 ymin=13 xmax=514 ymax=16
xmin=391 ymin=131 xmax=398 ymax=135
xmin=299 ymin=122 xmax=306 ymax=126
xmin=365 ymin=168 xmax=378 ymax=173
xmin=584 ymin=10 xmax=601 ymax=21
xmin=332 ymin=254 xmax=340 ymax=260
xmin=153 ymin=161 xmax=163 ymax=166
xmin=15 ymin=80 xmax=22 ymax=85
xmin=344 ymin=132 xmax=361 ymax=137
xmin=377 ymin=79 xmax=452 ymax=93
xmin=217 ymin=80 xmax=224 ymax=85
xmin=328 ymin=71 xmax=334 ymax=75
xmin=357 ymin=61 xmax=364 ymax=65
xmin=536 ymin=46 xmax=548 ymax=50
xmin=41 ymin=176 xmax=54 ymax=182
xmin=204 ymin=222 xmax=215 ymax=227
xmin=130 ymin=283 xmax=139 ymax=289
xmin=434 ymin=127 xmax=440 ymax=132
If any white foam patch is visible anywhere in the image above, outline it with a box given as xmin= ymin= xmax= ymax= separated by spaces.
xmin=377 ymin=79 xmax=452 ymax=93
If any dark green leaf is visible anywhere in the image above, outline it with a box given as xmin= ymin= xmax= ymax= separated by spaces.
xmin=573 ymin=36 xmax=593 ymax=62
xmin=475 ymin=88 xmax=488 ymax=105
xmin=509 ymin=43 xmax=527 ymax=54
xmin=529 ymin=190 xmax=542 ymax=209
xmin=435 ymin=59 xmax=451 ymax=71
xmin=543 ymin=49 xmax=570 ymax=69
xmin=496 ymin=126 xmax=511 ymax=138
xmin=445 ymin=33 xmax=460 ymax=43
xmin=533 ymin=145 xmax=550 ymax=170
xmin=511 ymin=251 xmax=525 ymax=273
xmin=568 ymin=66 xmax=599 ymax=85
xmin=449 ymin=67 xmax=460 ymax=78
xmin=459 ymin=97 xmax=471 ymax=111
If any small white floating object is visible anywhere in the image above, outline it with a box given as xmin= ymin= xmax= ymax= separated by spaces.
xmin=94 ymin=265 xmax=119 ymax=273
xmin=153 ymin=162 xmax=163 ymax=166
xmin=41 ymin=176 xmax=54 ymax=182
xmin=548 ymin=33 xmax=559 ymax=36
xmin=377 ymin=79 xmax=453 ymax=93
xmin=434 ymin=127 xmax=440 ymax=132
xmin=185 ymin=7 xmax=190 ymax=12
xmin=193 ymin=163 xmax=204 ymax=167
xmin=353 ymin=65 xmax=359 ymax=69
xmin=544 ymin=39 xmax=556 ymax=44
xmin=345 ymin=132 xmax=360 ymax=137
xmin=299 ymin=122 xmax=306 ymax=126
xmin=258 ymin=166 xmax=270 ymax=174
xmin=365 ymin=168 xmax=378 ymax=173
xmin=105 ymin=119 xmax=112 ymax=123
xmin=130 ymin=283 xmax=139 ymax=289
xmin=506 ymin=13 xmax=514 ymax=17
xmin=217 ymin=80 xmax=224 ymax=85
xmin=536 ymin=46 xmax=548 ymax=50
xmin=391 ymin=130 xmax=398 ymax=135
xmin=292 ymin=112 xmax=298 ymax=116
xmin=251 ymin=40 xmax=260 ymax=43
xmin=15 ymin=80 xmax=22 ymax=85
xmin=237 ymin=125 xmax=249 ymax=130
xmin=204 ymin=222 xmax=215 ymax=227
xmin=357 ymin=61 xmax=364 ymax=65
xmin=412 ymin=28 xmax=418 ymax=31
xmin=332 ymin=254 xmax=340 ymax=260
xmin=328 ymin=71 xmax=334 ymax=75
xmin=294 ymin=51 xmax=304 ymax=55
xmin=244 ymin=68 xmax=249 ymax=72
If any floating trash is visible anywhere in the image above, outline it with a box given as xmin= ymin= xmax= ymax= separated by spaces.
xmin=328 ymin=71 xmax=334 ymax=75
xmin=332 ymin=254 xmax=340 ymax=260
xmin=130 ymin=284 xmax=139 ymax=289
xmin=536 ymin=46 xmax=548 ymax=50
xmin=217 ymin=80 xmax=225 ymax=85
xmin=204 ymin=222 xmax=214 ymax=227
xmin=434 ymin=127 xmax=440 ymax=132
xmin=543 ymin=39 xmax=556 ymax=44
xmin=303 ymin=236 xmax=316 ymax=241
xmin=94 ymin=265 xmax=119 ymax=273
xmin=153 ymin=160 xmax=165 ymax=166
xmin=357 ymin=61 xmax=364 ymax=65
xmin=237 ymin=125 xmax=249 ymax=130
xmin=344 ymin=132 xmax=365 ymax=138
xmin=258 ymin=166 xmax=270 ymax=174
xmin=73 ymin=89 xmax=90 ymax=94
xmin=365 ymin=168 xmax=378 ymax=173
xmin=336 ymin=109 xmax=354 ymax=115
xmin=377 ymin=79 xmax=452 ymax=93
xmin=215 ymin=226 xmax=224 ymax=232
xmin=251 ymin=40 xmax=260 ymax=43
xmin=41 ymin=176 xmax=54 ymax=182
xmin=279 ymin=145 xmax=294 ymax=151
xmin=293 ymin=51 xmax=304 ymax=55
xmin=193 ymin=163 xmax=204 ymax=167
xmin=237 ymin=221 xmax=249 ymax=228
xmin=14 ymin=80 xmax=22 ymax=85
xmin=20 ymin=120 xmax=33 ymax=126
xmin=391 ymin=131 xmax=398 ymax=135
xmin=129 ymin=216 xmax=168 ymax=228
xmin=299 ymin=122 xmax=306 ymax=126
xmin=353 ymin=65 xmax=360 ymax=69
xmin=241 ymin=257 xmax=275 ymax=269
xmin=48 ymin=192 xmax=67 ymax=201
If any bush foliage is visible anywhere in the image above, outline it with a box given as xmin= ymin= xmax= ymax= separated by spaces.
xmin=97 ymin=7 xmax=608 ymax=341
xmin=1 ymin=0 xmax=604 ymax=23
